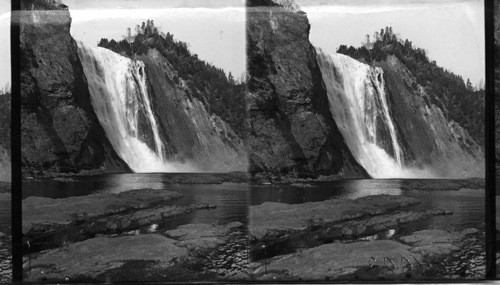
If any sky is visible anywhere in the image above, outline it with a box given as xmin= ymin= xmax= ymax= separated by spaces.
xmin=0 ymin=0 xmax=10 ymax=90
xmin=0 ymin=0 xmax=486 ymax=89
xmin=300 ymin=0 xmax=485 ymax=86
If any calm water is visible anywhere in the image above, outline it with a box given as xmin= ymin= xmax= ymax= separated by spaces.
xmin=251 ymin=179 xmax=484 ymax=231
xmin=22 ymin=174 xmax=485 ymax=232
xmin=21 ymin=174 xmax=486 ymax=279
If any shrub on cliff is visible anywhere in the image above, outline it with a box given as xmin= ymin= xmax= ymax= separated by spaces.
xmin=0 ymin=90 xmax=10 ymax=153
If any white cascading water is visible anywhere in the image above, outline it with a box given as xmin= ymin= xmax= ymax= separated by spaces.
xmin=77 ymin=42 xmax=193 ymax=173
xmin=316 ymin=48 xmax=433 ymax=178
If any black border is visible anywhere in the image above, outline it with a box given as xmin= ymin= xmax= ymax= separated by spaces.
xmin=7 ymin=0 xmax=498 ymax=283
xmin=11 ymin=0 xmax=21 ymax=282
xmin=486 ymin=0 xmax=496 ymax=279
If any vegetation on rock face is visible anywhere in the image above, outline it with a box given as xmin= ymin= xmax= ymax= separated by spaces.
xmin=337 ymin=27 xmax=484 ymax=148
xmin=97 ymin=21 xmax=247 ymax=139
xmin=0 ymin=89 xmax=10 ymax=153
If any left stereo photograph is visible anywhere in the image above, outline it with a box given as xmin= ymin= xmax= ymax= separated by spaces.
xmin=0 ymin=0 xmax=11 ymax=283
xmin=19 ymin=0 xmax=248 ymax=282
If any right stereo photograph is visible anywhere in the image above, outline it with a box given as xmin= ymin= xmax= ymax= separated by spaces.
xmin=247 ymin=0 xmax=486 ymax=281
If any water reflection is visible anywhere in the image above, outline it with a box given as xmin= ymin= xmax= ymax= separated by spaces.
xmin=22 ymin=174 xmax=484 ymax=231
xmin=250 ymin=179 xmax=403 ymax=205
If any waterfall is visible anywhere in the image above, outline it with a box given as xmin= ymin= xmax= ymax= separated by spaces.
xmin=316 ymin=48 xmax=432 ymax=178
xmin=77 ymin=42 xmax=193 ymax=173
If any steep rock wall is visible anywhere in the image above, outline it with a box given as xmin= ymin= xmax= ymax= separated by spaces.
xmin=0 ymin=94 xmax=10 ymax=181
xmin=376 ymin=55 xmax=484 ymax=177
xmin=246 ymin=3 xmax=368 ymax=178
xmin=135 ymin=49 xmax=248 ymax=172
xmin=20 ymin=0 xmax=129 ymax=176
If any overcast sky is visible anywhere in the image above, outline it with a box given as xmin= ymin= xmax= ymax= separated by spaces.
xmin=0 ymin=0 xmax=9 ymax=90
xmin=67 ymin=0 xmax=245 ymax=80
xmin=301 ymin=0 xmax=485 ymax=86
xmin=0 ymin=0 xmax=486 ymax=89
xmin=70 ymin=7 xmax=246 ymax=80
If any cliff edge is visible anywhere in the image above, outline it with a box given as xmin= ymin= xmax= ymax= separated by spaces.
xmin=20 ymin=0 xmax=129 ymax=176
xmin=246 ymin=1 xmax=368 ymax=178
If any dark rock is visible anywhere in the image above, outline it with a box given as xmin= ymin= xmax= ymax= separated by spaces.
xmin=134 ymin=50 xmax=248 ymax=172
xmin=165 ymin=222 xmax=243 ymax=250
xmin=20 ymin=0 xmax=130 ymax=177
xmin=249 ymin=194 xmax=420 ymax=240
xmin=399 ymin=229 xmax=477 ymax=257
xmin=24 ymin=234 xmax=188 ymax=282
xmin=22 ymin=188 xmax=183 ymax=235
xmin=246 ymin=4 xmax=368 ymax=178
xmin=375 ymin=56 xmax=484 ymax=177
xmin=84 ymin=204 xmax=215 ymax=234
xmin=0 ymin=95 xmax=10 ymax=182
xmin=252 ymin=228 xmax=479 ymax=280
xmin=251 ymin=240 xmax=421 ymax=280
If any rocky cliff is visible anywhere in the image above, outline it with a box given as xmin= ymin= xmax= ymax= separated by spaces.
xmin=376 ymin=55 xmax=484 ymax=177
xmin=20 ymin=0 xmax=129 ymax=176
xmin=246 ymin=1 xmax=368 ymax=178
xmin=0 ymin=94 xmax=10 ymax=181
xmin=328 ymin=28 xmax=484 ymax=178
xmin=95 ymin=26 xmax=248 ymax=172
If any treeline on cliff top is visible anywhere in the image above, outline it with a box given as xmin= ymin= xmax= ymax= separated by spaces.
xmin=97 ymin=21 xmax=247 ymax=139
xmin=337 ymin=27 xmax=484 ymax=148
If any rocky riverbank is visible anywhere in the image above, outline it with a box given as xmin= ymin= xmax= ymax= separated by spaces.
xmin=24 ymin=222 xmax=249 ymax=282
xmin=249 ymin=228 xmax=481 ymax=281
xmin=0 ymin=230 xmax=11 ymax=283
xmin=0 ymin=181 xmax=10 ymax=283
xmin=22 ymin=188 xmax=253 ymax=282
xmin=248 ymin=194 xmax=484 ymax=280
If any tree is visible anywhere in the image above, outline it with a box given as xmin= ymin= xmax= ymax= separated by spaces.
xmin=466 ymin=78 xmax=473 ymax=91
xmin=337 ymin=45 xmax=348 ymax=54
xmin=477 ymin=79 xmax=485 ymax=90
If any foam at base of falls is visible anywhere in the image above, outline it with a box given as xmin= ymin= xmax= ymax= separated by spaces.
xmin=316 ymin=48 xmax=438 ymax=179
xmin=77 ymin=42 xmax=196 ymax=173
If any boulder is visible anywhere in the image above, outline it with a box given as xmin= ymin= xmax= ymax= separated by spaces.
xmin=24 ymin=234 xmax=188 ymax=282
xmin=249 ymin=194 xmax=420 ymax=240
xmin=22 ymin=189 xmax=183 ymax=234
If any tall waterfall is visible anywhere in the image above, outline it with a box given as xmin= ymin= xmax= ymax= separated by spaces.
xmin=77 ymin=42 xmax=193 ymax=173
xmin=316 ymin=48 xmax=432 ymax=178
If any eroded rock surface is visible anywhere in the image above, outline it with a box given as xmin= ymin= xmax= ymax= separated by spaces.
xmin=24 ymin=234 xmax=188 ymax=282
xmin=249 ymin=194 xmax=419 ymax=240
xmin=23 ymin=189 xmax=183 ymax=235
xmin=165 ymin=222 xmax=243 ymax=250
xmin=251 ymin=228 xmax=480 ymax=280
xmin=399 ymin=228 xmax=479 ymax=257
xmin=252 ymin=240 xmax=420 ymax=280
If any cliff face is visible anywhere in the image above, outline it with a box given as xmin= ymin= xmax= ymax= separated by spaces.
xmin=376 ymin=55 xmax=484 ymax=177
xmin=95 ymin=31 xmax=248 ymax=172
xmin=0 ymin=94 xmax=10 ymax=181
xmin=246 ymin=5 xmax=368 ymax=178
xmin=20 ymin=0 xmax=129 ymax=176
xmin=136 ymin=50 xmax=248 ymax=171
